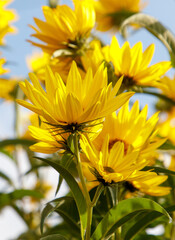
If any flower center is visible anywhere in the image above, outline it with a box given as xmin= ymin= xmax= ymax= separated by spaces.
xmin=103 ymin=166 xmax=115 ymax=173
xmin=109 ymin=138 xmax=129 ymax=154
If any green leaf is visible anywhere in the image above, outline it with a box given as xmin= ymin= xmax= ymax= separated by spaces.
xmin=41 ymin=203 xmax=55 ymax=234
xmin=55 ymin=153 xmax=74 ymax=196
xmin=120 ymin=13 xmax=175 ymax=67
xmin=159 ymin=140 xmax=175 ymax=150
xmin=36 ymin=157 xmax=87 ymax=239
xmin=143 ymin=166 xmax=175 ymax=176
xmin=0 ymin=171 xmax=13 ymax=185
xmin=0 ymin=139 xmax=36 ymax=148
xmin=124 ymin=204 xmax=175 ymax=240
xmin=40 ymin=234 xmax=68 ymax=240
xmin=0 ymin=189 xmax=44 ymax=208
xmin=0 ymin=148 xmax=14 ymax=160
xmin=40 ymin=196 xmax=80 ymax=235
xmin=90 ymin=198 xmax=171 ymax=240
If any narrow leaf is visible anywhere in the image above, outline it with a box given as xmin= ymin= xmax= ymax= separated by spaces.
xmin=124 ymin=205 xmax=175 ymax=240
xmin=41 ymin=234 xmax=68 ymax=240
xmin=120 ymin=13 xmax=175 ymax=66
xmin=90 ymin=198 xmax=170 ymax=240
xmin=36 ymin=157 xmax=87 ymax=238
xmin=0 ymin=171 xmax=13 ymax=185
xmin=143 ymin=166 xmax=175 ymax=176
xmin=0 ymin=139 xmax=36 ymax=148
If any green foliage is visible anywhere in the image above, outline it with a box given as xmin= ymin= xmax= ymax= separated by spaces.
xmin=36 ymin=157 xmax=87 ymax=239
xmin=90 ymin=198 xmax=170 ymax=240
xmin=0 ymin=189 xmax=44 ymax=209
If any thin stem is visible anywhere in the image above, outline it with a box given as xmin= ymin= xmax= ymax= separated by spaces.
xmin=73 ymin=133 xmax=91 ymax=205
xmin=114 ymin=184 xmax=121 ymax=240
xmin=86 ymin=205 xmax=93 ymax=240
xmin=91 ymin=184 xmax=104 ymax=207
xmin=171 ymin=189 xmax=175 ymax=240
xmin=73 ymin=133 xmax=91 ymax=240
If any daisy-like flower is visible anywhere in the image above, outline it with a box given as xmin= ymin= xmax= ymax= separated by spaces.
xmin=17 ymin=62 xmax=133 ymax=153
xmin=81 ymin=37 xmax=171 ymax=89
xmin=28 ymin=0 xmax=95 ymax=57
xmin=0 ymin=0 xmax=17 ymax=45
xmin=80 ymin=134 xmax=158 ymax=187
xmin=92 ymin=100 xmax=165 ymax=161
xmin=0 ymin=78 xmax=18 ymax=100
xmin=106 ymin=37 xmax=171 ymax=89
xmin=129 ymin=175 xmax=171 ymax=196
xmin=93 ymin=0 xmax=146 ymax=32
xmin=26 ymin=51 xmax=83 ymax=83
xmin=158 ymin=107 xmax=175 ymax=145
xmin=158 ymin=75 xmax=175 ymax=102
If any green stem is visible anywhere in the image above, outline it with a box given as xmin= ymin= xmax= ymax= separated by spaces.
xmin=73 ymin=133 xmax=91 ymax=205
xmin=73 ymin=133 xmax=91 ymax=239
xmin=86 ymin=205 xmax=93 ymax=240
xmin=91 ymin=184 xmax=104 ymax=206
xmin=171 ymin=189 xmax=175 ymax=240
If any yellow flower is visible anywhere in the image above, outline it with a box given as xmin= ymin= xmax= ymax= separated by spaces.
xmin=92 ymin=100 xmax=165 ymax=161
xmin=106 ymin=37 xmax=171 ymax=89
xmin=169 ymin=155 xmax=175 ymax=171
xmin=94 ymin=0 xmax=146 ymax=31
xmin=0 ymin=54 xmax=18 ymax=100
xmin=26 ymin=51 xmax=82 ymax=83
xmin=158 ymin=107 xmax=175 ymax=145
xmin=0 ymin=0 xmax=17 ymax=45
xmin=131 ymin=175 xmax=170 ymax=196
xmin=0 ymin=78 xmax=18 ymax=100
xmin=17 ymin=62 xmax=133 ymax=142
xmin=159 ymin=75 xmax=175 ymax=101
xmin=81 ymin=37 xmax=171 ymax=89
xmin=28 ymin=0 xmax=95 ymax=56
xmin=80 ymin=134 xmax=158 ymax=186
xmin=0 ymin=54 xmax=9 ymax=75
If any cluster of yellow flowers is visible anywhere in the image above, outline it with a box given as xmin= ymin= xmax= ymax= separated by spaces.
xmin=14 ymin=0 xmax=174 ymax=198
xmin=0 ymin=0 xmax=18 ymax=100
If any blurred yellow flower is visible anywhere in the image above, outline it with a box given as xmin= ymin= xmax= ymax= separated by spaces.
xmin=17 ymin=62 xmax=133 ymax=149
xmin=159 ymin=75 xmax=175 ymax=101
xmin=158 ymin=107 xmax=175 ymax=145
xmin=26 ymin=51 xmax=81 ymax=83
xmin=0 ymin=54 xmax=9 ymax=75
xmin=0 ymin=0 xmax=17 ymax=45
xmin=0 ymin=78 xmax=18 ymax=100
xmin=93 ymin=101 xmax=165 ymax=161
xmin=80 ymin=134 xmax=158 ymax=186
xmin=131 ymin=175 xmax=170 ymax=196
xmin=28 ymin=0 xmax=95 ymax=57
xmin=94 ymin=0 xmax=146 ymax=31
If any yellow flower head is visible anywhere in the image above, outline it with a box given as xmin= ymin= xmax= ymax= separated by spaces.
xmin=80 ymin=134 xmax=158 ymax=187
xmin=0 ymin=53 xmax=9 ymax=75
xmin=81 ymin=37 xmax=171 ymax=89
xmin=130 ymin=175 xmax=171 ymax=196
xmin=28 ymin=0 xmax=95 ymax=57
xmin=93 ymin=100 xmax=165 ymax=161
xmin=17 ymin=62 xmax=133 ymax=142
xmin=0 ymin=78 xmax=18 ymax=100
xmin=106 ymin=37 xmax=171 ymax=89
xmin=26 ymin=51 xmax=82 ymax=83
xmin=94 ymin=0 xmax=146 ymax=31
xmin=158 ymin=75 xmax=175 ymax=102
xmin=158 ymin=107 xmax=175 ymax=145
xmin=0 ymin=0 xmax=17 ymax=45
